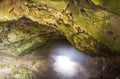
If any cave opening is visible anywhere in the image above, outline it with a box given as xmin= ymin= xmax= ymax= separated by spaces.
xmin=0 ymin=39 xmax=119 ymax=79
xmin=0 ymin=0 xmax=120 ymax=79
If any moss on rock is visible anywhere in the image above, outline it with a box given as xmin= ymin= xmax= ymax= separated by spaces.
xmin=0 ymin=0 xmax=120 ymax=56
xmin=91 ymin=0 xmax=120 ymax=15
xmin=0 ymin=0 xmax=120 ymax=71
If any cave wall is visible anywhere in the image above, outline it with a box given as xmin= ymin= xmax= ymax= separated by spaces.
xmin=0 ymin=0 xmax=120 ymax=56
xmin=0 ymin=0 xmax=120 ymax=78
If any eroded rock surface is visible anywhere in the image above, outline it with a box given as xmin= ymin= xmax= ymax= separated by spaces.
xmin=0 ymin=0 xmax=120 ymax=78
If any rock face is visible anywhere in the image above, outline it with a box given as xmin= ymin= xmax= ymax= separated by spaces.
xmin=0 ymin=0 xmax=120 ymax=78
xmin=0 ymin=17 xmax=62 ymax=56
xmin=0 ymin=0 xmax=120 ymax=56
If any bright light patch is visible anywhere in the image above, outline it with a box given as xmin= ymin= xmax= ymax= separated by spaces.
xmin=0 ymin=68 xmax=11 ymax=74
xmin=53 ymin=55 xmax=77 ymax=77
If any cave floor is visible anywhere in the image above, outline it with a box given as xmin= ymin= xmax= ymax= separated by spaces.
xmin=0 ymin=39 xmax=120 ymax=79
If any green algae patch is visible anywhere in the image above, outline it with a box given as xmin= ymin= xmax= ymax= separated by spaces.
xmin=69 ymin=3 xmax=107 ymax=40
xmin=91 ymin=0 xmax=103 ymax=5
xmin=91 ymin=0 xmax=120 ymax=15
xmin=0 ymin=0 xmax=120 ymax=56
xmin=0 ymin=17 xmax=61 ymax=56
xmin=11 ymin=69 xmax=32 ymax=79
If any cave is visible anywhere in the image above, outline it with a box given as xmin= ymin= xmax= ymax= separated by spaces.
xmin=0 ymin=0 xmax=120 ymax=79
